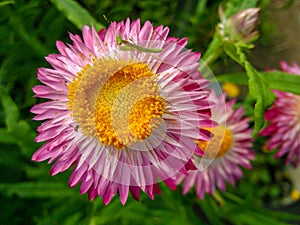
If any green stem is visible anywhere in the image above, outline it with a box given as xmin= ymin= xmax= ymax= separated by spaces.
xmin=199 ymin=35 xmax=223 ymax=78
xmin=202 ymin=35 xmax=223 ymax=64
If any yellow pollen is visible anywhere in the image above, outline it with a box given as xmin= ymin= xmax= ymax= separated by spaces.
xmin=197 ymin=126 xmax=233 ymax=158
xmin=129 ymin=96 xmax=166 ymax=139
xmin=67 ymin=58 xmax=165 ymax=150
xmin=67 ymin=64 xmax=90 ymax=109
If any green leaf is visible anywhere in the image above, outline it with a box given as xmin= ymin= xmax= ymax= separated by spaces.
xmin=245 ymin=62 xmax=275 ymax=134
xmin=0 ymin=182 xmax=75 ymax=198
xmin=50 ymin=0 xmax=105 ymax=31
xmin=194 ymin=0 xmax=208 ymax=18
xmin=13 ymin=120 xmax=38 ymax=156
xmin=262 ymin=71 xmax=300 ymax=94
xmin=9 ymin=14 xmax=50 ymax=57
xmin=221 ymin=42 xmax=275 ymax=134
xmin=0 ymin=0 xmax=14 ymax=7
xmin=225 ymin=0 xmax=258 ymax=16
xmin=256 ymin=207 xmax=300 ymax=222
xmin=216 ymin=71 xmax=300 ymax=95
xmin=64 ymin=213 xmax=83 ymax=225
xmin=215 ymin=72 xmax=248 ymax=84
xmin=0 ymin=88 xmax=20 ymax=130
xmin=231 ymin=211 xmax=292 ymax=225
xmin=0 ymin=128 xmax=16 ymax=143
xmin=198 ymin=197 xmax=225 ymax=225
xmin=222 ymin=193 xmax=300 ymax=225
xmin=223 ymin=41 xmax=242 ymax=65
xmin=0 ymin=88 xmax=38 ymax=155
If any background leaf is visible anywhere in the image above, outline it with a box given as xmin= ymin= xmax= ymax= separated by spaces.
xmin=0 ymin=182 xmax=75 ymax=198
xmin=50 ymin=0 xmax=105 ymax=30
xmin=216 ymin=71 xmax=300 ymax=95
xmin=0 ymin=0 xmax=14 ymax=7
xmin=0 ymin=88 xmax=20 ymax=130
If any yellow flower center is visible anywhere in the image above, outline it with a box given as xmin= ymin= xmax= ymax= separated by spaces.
xmin=197 ymin=126 xmax=233 ymax=158
xmin=290 ymin=189 xmax=300 ymax=201
xmin=67 ymin=58 xmax=166 ymax=149
xmin=128 ymin=96 xmax=166 ymax=140
xmin=222 ymin=82 xmax=240 ymax=98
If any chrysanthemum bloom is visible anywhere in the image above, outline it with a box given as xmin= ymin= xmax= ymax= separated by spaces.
xmin=260 ymin=61 xmax=300 ymax=168
xmin=31 ymin=18 xmax=214 ymax=204
xmin=178 ymin=92 xmax=254 ymax=199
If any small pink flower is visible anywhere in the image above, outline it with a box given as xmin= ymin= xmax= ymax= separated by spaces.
xmin=31 ymin=19 xmax=214 ymax=204
xmin=178 ymin=91 xmax=254 ymax=199
xmin=260 ymin=61 xmax=300 ymax=168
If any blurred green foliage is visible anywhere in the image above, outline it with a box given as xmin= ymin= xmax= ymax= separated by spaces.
xmin=0 ymin=0 xmax=300 ymax=225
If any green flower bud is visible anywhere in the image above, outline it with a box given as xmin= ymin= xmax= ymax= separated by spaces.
xmin=218 ymin=6 xmax=260 ymax=46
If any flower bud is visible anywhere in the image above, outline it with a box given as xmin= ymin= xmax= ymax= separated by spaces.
xmin=218 ymin=6 xmax=260 ymax=45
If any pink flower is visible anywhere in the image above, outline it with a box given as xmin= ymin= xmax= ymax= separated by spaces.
xmin=31 ymin=19 xmax=214 ymax=204
xmin=178 ymin=91 xmax=254 ymax=199
xmin=260 ymin=61 xmax=300 ymax=167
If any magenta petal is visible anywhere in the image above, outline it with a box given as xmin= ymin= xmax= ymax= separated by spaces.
xmin=195 ymin=175 xmax=205 ymax=199
xmin=129 ymin=186 xmax=140 ymax=201
xmin=119 ymin=185 xmax=129 ymax=205
xmin=80 ymin=174 xmax=93 ymax=194
xmin=88 ymin=187 xmax=98 ymax=201
xmin=164 ymin=178 xmax=177 ymax=190
xmin=103 ymin=183 xmax=118 ymax=205
xmin=97 ymin=178 xmax=110 ymax=197
xmin=69 ymin=163 xmax=88 ymax=187
xmin=185 ymin=159 xmax=197 ymax=170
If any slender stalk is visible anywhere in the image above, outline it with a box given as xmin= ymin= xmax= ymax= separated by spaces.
xmin=199 ymin=35 xmax=223 ymax=78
